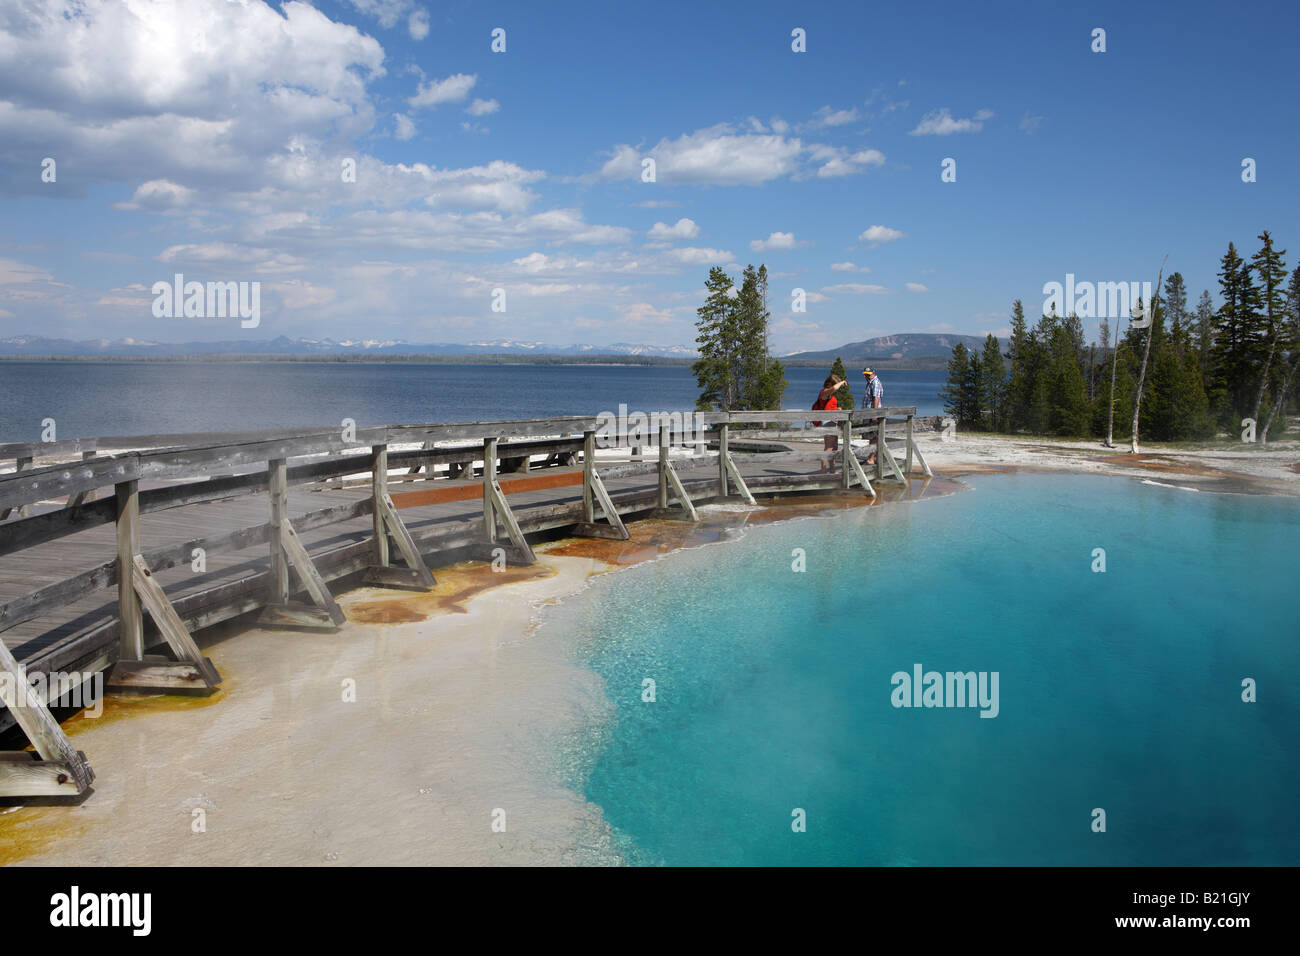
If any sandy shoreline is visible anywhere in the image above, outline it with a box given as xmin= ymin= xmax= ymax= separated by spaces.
xmin=2 ymin=554 xmax=629 ymax=866
xmin=2 ymin=434 xmax=1296 ymax=865
xmin=912 ymin=430 xmax=1300 ymax=496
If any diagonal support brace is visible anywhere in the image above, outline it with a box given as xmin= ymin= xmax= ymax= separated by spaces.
xmin=0 ymin=639 xmax=95 ymax=796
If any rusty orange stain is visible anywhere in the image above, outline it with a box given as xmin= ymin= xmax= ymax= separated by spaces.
xmin=343 ymin=561 xmax=557 ymax=623
xmin=390 ymin=470 xmax=583 ymax=509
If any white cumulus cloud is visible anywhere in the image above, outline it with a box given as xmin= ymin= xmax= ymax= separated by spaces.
xmin=750 ymin=232 xmax=800 ymax=252
xmin=408 ymin=8 xmax=430 ymax=40
xmin=859 ymin=225 xmax=905 ymax=245
xmin=665 ymin=247 xmax=734 ymax=265
xmin=823 ymin=283 xmax=890 ymax=295
xmin=593 ymin=123 xmax=804 ymax=186
xmin=648 ymin=218 xmax=700 ymax=240
xmin=409 ymin=73 xmax=477 ymax=109
xmin=909 ymin=108 xmax=994 ymax=135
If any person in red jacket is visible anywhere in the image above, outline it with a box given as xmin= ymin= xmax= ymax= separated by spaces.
xmin=812 ymin=374 xmax=848 ymax=473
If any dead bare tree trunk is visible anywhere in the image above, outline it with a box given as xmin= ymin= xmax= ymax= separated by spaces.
xmin=1129 ymin=257 xmax=1168 ymax=454
xmin=1260 ymin=354 xmax=1297 ymax=444
xmin=1250 ymin=333 xmax=1279 ymax=439
xmin=1105 ymin=320 xmax=1120 ymax=448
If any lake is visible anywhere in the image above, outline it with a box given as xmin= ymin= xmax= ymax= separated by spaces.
xmin=0 ymin=362 xmax=946 ymax=443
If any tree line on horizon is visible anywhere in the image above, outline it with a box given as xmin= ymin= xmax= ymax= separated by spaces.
xmin=942 ymin=230 xmax=1299 ymax=445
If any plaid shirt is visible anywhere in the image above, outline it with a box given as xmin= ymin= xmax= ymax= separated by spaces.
xmin=865 ymin=375 xmax=884 ymax=405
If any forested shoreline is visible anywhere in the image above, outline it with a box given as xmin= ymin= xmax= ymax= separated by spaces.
xmin=942 ymin=231 xmax=1299 ymax=444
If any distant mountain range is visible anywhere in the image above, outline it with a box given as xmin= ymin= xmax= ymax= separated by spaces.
xmin=0 ymin=335 xmax=697 ymax=358
xmin=0 ymin=332 xmax=992 ymax=367
xmin=785 ymin=333 xmax=992 ymax=363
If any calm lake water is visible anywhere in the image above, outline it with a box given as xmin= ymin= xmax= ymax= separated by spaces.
xmin=0 ymin=362 xmax=946 ymax=442
xmin=538 ymin=473 xmax=1300 ymax=865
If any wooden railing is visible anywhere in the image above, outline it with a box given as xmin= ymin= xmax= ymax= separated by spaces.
xmin=0 ymin=407 xmax=925 ymax=798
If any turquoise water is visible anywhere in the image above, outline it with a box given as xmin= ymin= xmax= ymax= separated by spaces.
xmin=540 ymin=474 xmax=1300 ymax=865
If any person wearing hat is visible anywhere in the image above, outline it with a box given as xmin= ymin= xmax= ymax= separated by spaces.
xmin=862 ymin=367 xmax=883 ymax=464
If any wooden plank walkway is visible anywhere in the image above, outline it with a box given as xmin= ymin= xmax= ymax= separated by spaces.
xmin=1 ymin=451 xmax=828 ymax=681
xmin=0 ymin=410 xmax=929 ymax=776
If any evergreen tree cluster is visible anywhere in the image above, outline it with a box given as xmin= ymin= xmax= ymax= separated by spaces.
xmin=943 ymin=230 xmax=1300 ymax=443
xmin=692 ymin=264 xmax=787 ymax=412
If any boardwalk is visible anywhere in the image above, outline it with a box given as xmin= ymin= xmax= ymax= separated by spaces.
xmin=0 ymin=409 xmax=928 ymax=797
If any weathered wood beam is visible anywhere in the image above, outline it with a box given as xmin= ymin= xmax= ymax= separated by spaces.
xmin=260 ymin=518 xmax=347 ymax=629
xmin=373 ymin=492 xmax=437 ymax=586
xmin=485 ymin=480 xmax=537 ymax=563
xmin=360 ymin=566 xmax=431 ymax=591
xmin=371 ymin=444 xmax=389 ymax=567
xmin=482 ymin=437 xmax=497 ymax=544
xmin=0 ymin=638 xmax=95 ymax=795
xmin=589 ymin=470 xmax=630 ymax=540
xmin=0 ymin=456 xmax=33 ymax=520
xmin=877 ymin=422 xmax=908 ymax=483
xmin=107 ymin=658 xmax=216 ymax=691
xmin=724 ymin=452 xmax=757 ymax=505
xmin=0 ymin=496 xmax=115 ymax=557
xmin=718 ymin=422 xmax=729 ymax=497
xmin=65 ymin=450 xmax=99 ymax=508
xmin=0 ymin=752 xmax=94 ymax=797
xmin=257 ymin=602 xmax=339 ymax=629
xmin=582 ymin=431 xmax=595 ymax=524
xmin=0 ymin=437 xmax=97 ymax=460
xmin=268 ymin=458 xmax=289 ymax=606
xmin=568 ymin=522 xmax=627 ymax=540
xmin=117 ymin=555 xmax=221 ymax=689
xmin=662 ymin=459 xmax=699 ymax=521
xmin=658 ymin=425 xmax=669 ymax=510
xmin=115 ymin=480 xmax=143 ymax=662
xmin=909 ymin=429 xmax=933 ymax=477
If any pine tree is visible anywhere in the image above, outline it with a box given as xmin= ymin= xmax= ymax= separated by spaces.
xmin=1025 ymin=310 xmax=1062 ymax=434
xmin=1249 ymin=230 xmax=1289 ymax=433
xmin=940 ymin=343 xmax=981 ymax=428
xmin=1194 ymin=289 xmax=1215 ymax=383
xmin=829 ymin=356 xmax=855 ymax=410
xmin=1211 ymin=242 xmax=1265 ymax=424
xmin=1005 ymin=300 xmax=1036 ymax=431
xmin=1036 ymin=323 xmax=1090 ymax=436
xmin=980 ymin=333 xmax=1006 ymax=431
xmin=1146 ymin=344 xmax=1211 ymax=441
xmin=692 ymin=267 xmax=742 ymax=411
xmin=1164 ymin=272 xmax=1190 ymax=359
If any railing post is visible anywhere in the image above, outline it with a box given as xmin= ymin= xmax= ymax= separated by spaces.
xmin=718 ymin=420 xmax=729 ymax=497
xmin=268 ymin=458 xmax=289 ymax=604
xmin=67 ymin=450 xmax=97 ymax=508
xmin=905 ymin=415 xmax=914 ymax=476
xmin=582 ymin=430 xmax=595 ymax=523
xmin=874 ymin=412 xmax=885 ymax=481
xmin=14 ymin=456 xmax=32 ymax=519
xmin=658 ymin=424 xmax=670 ymax=509
xmin=483 ymin=437 xmax=498 ymax=542
xmin=841 ymin=417 xmax=852 ymax=490
xmin=114 ymin=480 xmax=143 ymax=660
xmin=371 ymin=444 xmax=389 ymax=565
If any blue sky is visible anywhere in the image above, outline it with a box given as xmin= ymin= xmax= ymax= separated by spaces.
xmin=0 ymin=0 xmax=1296 ymax=353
